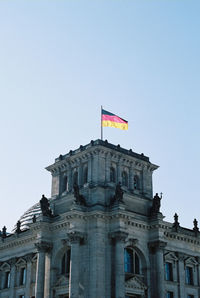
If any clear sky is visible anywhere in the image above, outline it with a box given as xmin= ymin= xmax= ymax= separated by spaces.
xmin=0 ymin=0 xmax=199 ymax=232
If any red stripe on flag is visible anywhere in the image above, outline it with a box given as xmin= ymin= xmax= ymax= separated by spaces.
xmin=102 ymin=114 xmax=127 ymax=124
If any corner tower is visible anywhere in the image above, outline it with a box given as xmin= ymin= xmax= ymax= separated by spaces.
xmin=46 ymin=139 xmax=158 ymax=217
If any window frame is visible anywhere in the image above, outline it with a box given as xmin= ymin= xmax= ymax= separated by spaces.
xmin=4 ymin=270 xmax=11 ymax=288
xmin=124 ymin=247 xmax=140 ymax=275
xmin=185 ymin=266 xmax=193 ymax=285
xmin=19 ymin=267 xmax=26 ymax=286
xmin=61 ymin=249 xmax=71 ymax=276
xmin=165 ymin=262 xmax=173 ymax=281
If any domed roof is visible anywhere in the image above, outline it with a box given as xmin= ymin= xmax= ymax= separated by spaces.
xmin=13 ymin=202 xmax=42 ymax=232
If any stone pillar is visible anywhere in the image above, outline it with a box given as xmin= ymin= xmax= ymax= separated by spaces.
xmin=9 ymin=258 xmax=16 ymax=298
xmin=177 ymin=253 xmax=185 ymax=298
xmin=117 ymin=159 xmax=122 ymax=183
xmin=148 ymin=240 xmax=167 ymax=298
xmin=25 ymin=254 xmax=32 ymax=297
xmin=111 ymin=231 xmax=128 ymax=298
xmin=129 ymin=164 xmax=134 ymax=190
xmin=35 ymin=241 xmax=52 ymax=298
xmin=88 ymin=153 xmax=93 ymax=184
xmin=78 ymin=161 xmax=82 ymax=186
xmin=105 ymin=152 xmax=111 ymax=183
xmin=67 ymin=163 xmax=72 ymax=192
xmin=68 ymin=231 xmax=85 ymax=298
xmin=44 ymin=250 xmax=52 ymax=298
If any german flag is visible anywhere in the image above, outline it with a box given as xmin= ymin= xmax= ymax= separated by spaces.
xmin=102 ymin=109 xmax=128 ymax=130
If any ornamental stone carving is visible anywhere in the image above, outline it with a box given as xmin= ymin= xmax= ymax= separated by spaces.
xmin=67 ymin=231 xmax=86 ymax=244
xmin=109 ymin=231 xmax=128 ymax=243
xmin=148 ymin=240 xmax=167 ymax=254
xmin=35 ymin=241 xmax=53 ymax=253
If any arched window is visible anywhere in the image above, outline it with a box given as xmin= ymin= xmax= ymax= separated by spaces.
xmin=61 ymin=249 xmax=71 ymax=275
xmin=73 ymin=171 xmax=78 ymax=185
xmin=110 ymin=167 xmax=116 ymax=183
xmin=62 ymin=176 xmax=68 ymax=192
xmin=134 ymin=175 xmax=140 ymax=190
xmin=122 ymin=171 xmax=128 ymax=187
xmin=124 ymin=248 xmax=140 ymax=274
xmin=83 ymin=166 xmax=88 ymax=184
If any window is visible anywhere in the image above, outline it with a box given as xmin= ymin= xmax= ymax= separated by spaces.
xmin=185 ymin=266 xmax=193 ymax=285
xmin=122 ymin=171 xmax=128 ymax=187
xmin=187 ymin=295 xmax=194 ymax=298
xmin=134 ymin=175 xmax=139 ymax=190
xmin=110 ymin=167 xmax=116 ymax=183
xmin=62 ymin=176 xmax=68 ymax=192
xmin=4 ymin=271 xmax=10 ymax=288
xmin=61 ymin=250 xmax=71 ymax=275
xmin=124 ymin=248 xmax=140 ymax=274
xmin=83 ymin=166 xmax=88 ymax=184
xmin=20 ymin=267 xmax=26 ymax=285
xmin=165 ymin=262 xmax=173 ymax=281
xmin=73 ymin=171 xmax=78 ymax=185
xmin=166 ymin=292 xmax=173 ymax=298
xmin=19 ymin=296 xmax=25 ymax=298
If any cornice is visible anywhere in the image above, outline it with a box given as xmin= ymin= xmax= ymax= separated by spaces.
xmin=0 ymin=235 xmax=37 ymax=251
xmin=45 ymin=139 xmax=157 ymax=174
xmin=164 ymin=231 xmax=200 ymax=246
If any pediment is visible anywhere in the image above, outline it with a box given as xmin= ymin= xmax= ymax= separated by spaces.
xmin=185 ymin=257 xmax=198 ymax=266
xmin=125 ymin=275 xmax=147 ymax=290
xmin=16 ymin=257 xmax=26 ymax=267
xmin=164 ymin=252 xmax=178 ymax=262
xmin=55 ymin=275 xmax=69 ymax=287
xmin=0 ymin=262 xmax=10 ymax=271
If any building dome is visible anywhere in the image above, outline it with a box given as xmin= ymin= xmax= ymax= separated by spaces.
xmin=13 ymin=202 xmax=42 ymax=232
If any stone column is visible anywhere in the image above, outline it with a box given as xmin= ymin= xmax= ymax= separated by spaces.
xmin=44 ymin=249 xmax=52 ymax=298
xmin=88 ymin=153 xmax=93 ymax=184
xmin=77 ymin=160 xmax=82 ymax=186
xmin=105 ymin=152 xmax=111 ymax=183
xmin=68 ymin=231 xmax=85 ymax=298
xmin=117 ymin=159 xmax=122 ymax=183
xmin=9 ymin=258 xmax=16 ymax=298
xmin=67 ymin=163 xmax=72 ymax=192
xmin=148 ymin=240 xmax=167 ymax=298
xmin=111 ymin=231 xmax=128 ymax=298
xmin=25 ymin=254 xmax=32 ymax=297
xmin=129 ymin=164 xmax=134 ymax=190
xmin=177 ymin=253 xmax=185 ymax=298
xmin=35 ymin=241 xmax=52 ymax=298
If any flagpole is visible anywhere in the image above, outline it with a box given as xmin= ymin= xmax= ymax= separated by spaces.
xmin=101 ymin=105 xmax=103 ymax=140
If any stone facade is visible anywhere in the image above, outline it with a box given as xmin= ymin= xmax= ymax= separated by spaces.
xmin=0 ymin=139 xmax=200 ymax=298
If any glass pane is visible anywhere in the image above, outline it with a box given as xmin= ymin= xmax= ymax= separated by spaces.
xmin=124 ymin=249 xmax=133 ymax=273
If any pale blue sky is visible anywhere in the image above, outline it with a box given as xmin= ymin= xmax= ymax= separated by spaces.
xmin=0 ymin=0 xmax=199 ymax=231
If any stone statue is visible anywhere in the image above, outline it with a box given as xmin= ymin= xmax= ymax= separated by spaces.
xmin=173 ymin=213 xmax=180 ymax=232
xmin=16 ymin=220 xmax=21 ymax=234
xmin=32 ymin=215 xmax=36 ymax=223
xmin=73 ymin=183 xmax=86 ymax=206
xmin=110 ymin=182 xmax=124 ymax=206
xmin=2 ymin=226 xmax=7 ymax=238
xmin=150 ymin=193 xmax=161 ymax=216
xmin=40 ymin=194 xmax=52 ymax=217
xmin=193 ymin=218 xmax=199 ymax=236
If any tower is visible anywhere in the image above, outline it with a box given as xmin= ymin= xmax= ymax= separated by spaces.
xmin=0 ymin=139 xmax=200 ymax=298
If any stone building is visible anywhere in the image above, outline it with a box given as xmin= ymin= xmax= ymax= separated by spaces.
xmin=0 ymin=139 xmax=200 ymax=298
